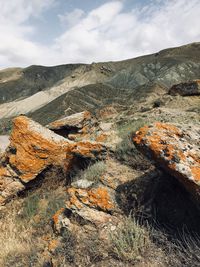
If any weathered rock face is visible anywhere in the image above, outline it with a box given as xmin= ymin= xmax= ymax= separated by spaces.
xmin=7 ymin=116 xmax=73 ymax=183
xmin=169 ymin=80 xmax=200 ymax=96
xmin=133 ymin=122 xmax=200 ymax=201
xmin=52 ymin=159 xmax=146 ymax=235
xmin=47 ymin=111 xmax=97 ymax=138
xmin=0 ymin=115 xmax=107 ymax=205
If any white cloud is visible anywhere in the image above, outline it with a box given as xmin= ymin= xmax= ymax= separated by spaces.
xmin=58 ymin=9 xmax=85 ymax=27
xmin=0 ymin=0 xmax=200 ymax=68
xmin=0 ymin=0 xmax=55 ymax=67
xmin=0 ymin=0 xmax=55 ymax=23
xmin=54 ymin=0 xmax=200 ymax=64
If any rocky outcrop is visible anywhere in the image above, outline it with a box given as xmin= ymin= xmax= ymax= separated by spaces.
xmin=47 ymin=111 xmax=97 ymax=139
xmin=52 ymin=158 xmax=156 ymax=237
xmin=0 ymin=115 xmax=107 ymax=205
xmin=133 ymin=122 xmax=200 ymax=201
xmin=53 ymin=161 xmax=130 ymax=232
xmin=169 ymin=80 xmax=200 ymax=96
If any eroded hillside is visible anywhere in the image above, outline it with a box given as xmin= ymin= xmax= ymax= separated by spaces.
xmin=0 ymin=42 xmax=200 ymax=133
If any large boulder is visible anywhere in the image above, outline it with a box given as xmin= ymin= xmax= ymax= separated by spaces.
xmin=169 ymin=80 xmax=200 ymax=96
xmin=0 ymin=115 xmax=107 ymax=205
xmin=47 ymin=111 xmax=97 ymax=138
xmin=133 ymin=122 xmax=200 ymax=201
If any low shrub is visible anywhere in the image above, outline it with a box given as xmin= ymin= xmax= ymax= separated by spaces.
xmin=55 ymin=228 xmax=76 ymax=264
xmin=110 ymin=216 xmax=150 ymax=263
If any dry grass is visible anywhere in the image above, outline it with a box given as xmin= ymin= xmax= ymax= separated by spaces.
xmin=169 ymin=231 xmax=200 ymax=267
xmin=0 ymin=167 xmax=67 ymax=266
xmin=0 ymin=209 xmax=42 ymax=267
xmin=110 ymin=216 xmax=151 ymax=263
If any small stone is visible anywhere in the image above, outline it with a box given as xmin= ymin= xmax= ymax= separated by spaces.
xmin=110 ymin=225 xmax=116 ymax=231
xmin=71 ymin=179 xmax=94 ymax=189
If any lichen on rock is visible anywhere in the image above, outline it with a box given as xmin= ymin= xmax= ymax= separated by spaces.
xmin=0 ymin=115 xmax=107 ymax=205
xmin=133 ymin=122 xmax=200 ymax=201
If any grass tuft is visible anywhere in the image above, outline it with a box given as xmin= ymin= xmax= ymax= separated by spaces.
xmin=21 ymin=194 xmax=40 ymax=219
xmin=110 ymin=216 xmax=150 ymax=263
xmin=75 ymin=161 xmax=107 ymax=182
xmin=115 ymin=119 xmax=151 ymax=170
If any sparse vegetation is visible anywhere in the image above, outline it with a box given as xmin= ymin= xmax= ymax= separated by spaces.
xmin=21 ymin=194 xmax=40 ymax=220
xmin=0 ymin=209 xmax=43 ymax=267
xmin=21 ymin=190 xmax=65 ymax=231
xmin=115 ymin=126 xmax=151 ymax=170
xmin=175 ymin=232 xmax=200 ymax=266
xmin=0 ymin=171 xmax=66 ymax=266
xmin=55 ymin=228 xmax=76 ymax=264
xmin=117 ymin=119 xmax=146 ymax=139
xmin=110 ymin=216 xmax=151 ymax=263
xmin=74 ymin=161 xmax=107 ymax=182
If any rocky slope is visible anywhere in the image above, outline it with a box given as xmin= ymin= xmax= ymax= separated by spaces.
xmin=0 ymin=42 xmax=200 ymax=267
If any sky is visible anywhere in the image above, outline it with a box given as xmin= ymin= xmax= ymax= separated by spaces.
xmin=0 ymin=0 xmax=200 ymax=68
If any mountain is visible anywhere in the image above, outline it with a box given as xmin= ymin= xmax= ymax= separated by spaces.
xmin=0 ymin=42 xmax=200 ymax=132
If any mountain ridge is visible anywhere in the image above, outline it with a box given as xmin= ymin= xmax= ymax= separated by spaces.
xmin=0 ymin=42 xmax=200 ymax=132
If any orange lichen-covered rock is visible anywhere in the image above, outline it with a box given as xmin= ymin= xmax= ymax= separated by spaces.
xmin=70 ymin=140 xmax=107 ymax=159
xmin=133 ymin=122 xmax=200 ymax=201
xmin=8 ymin=116 xmax=74 ymax=182
xmin=5 ymin=116 xmax=107 ymax=183
xmin=52 ymin=208 xmax=65 ymax=225
xmin=66 ymin=187 xmax=115 ymax=212
xmin=0 ymin=115 xmax=107 ymax=205
xmin=52 ymin=160 xmax=135 ymax=232
xmin=169 ymin=80 xmax=200 ymax=96
xmin=65 ymin=186 xmax=115 ymax=226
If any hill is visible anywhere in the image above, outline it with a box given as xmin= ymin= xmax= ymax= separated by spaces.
xmin=0 ymin=42 xmax=200 ymax=133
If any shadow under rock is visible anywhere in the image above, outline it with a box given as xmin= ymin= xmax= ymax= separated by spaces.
xmin=116 ymin=169 xmax=200 ymax=234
